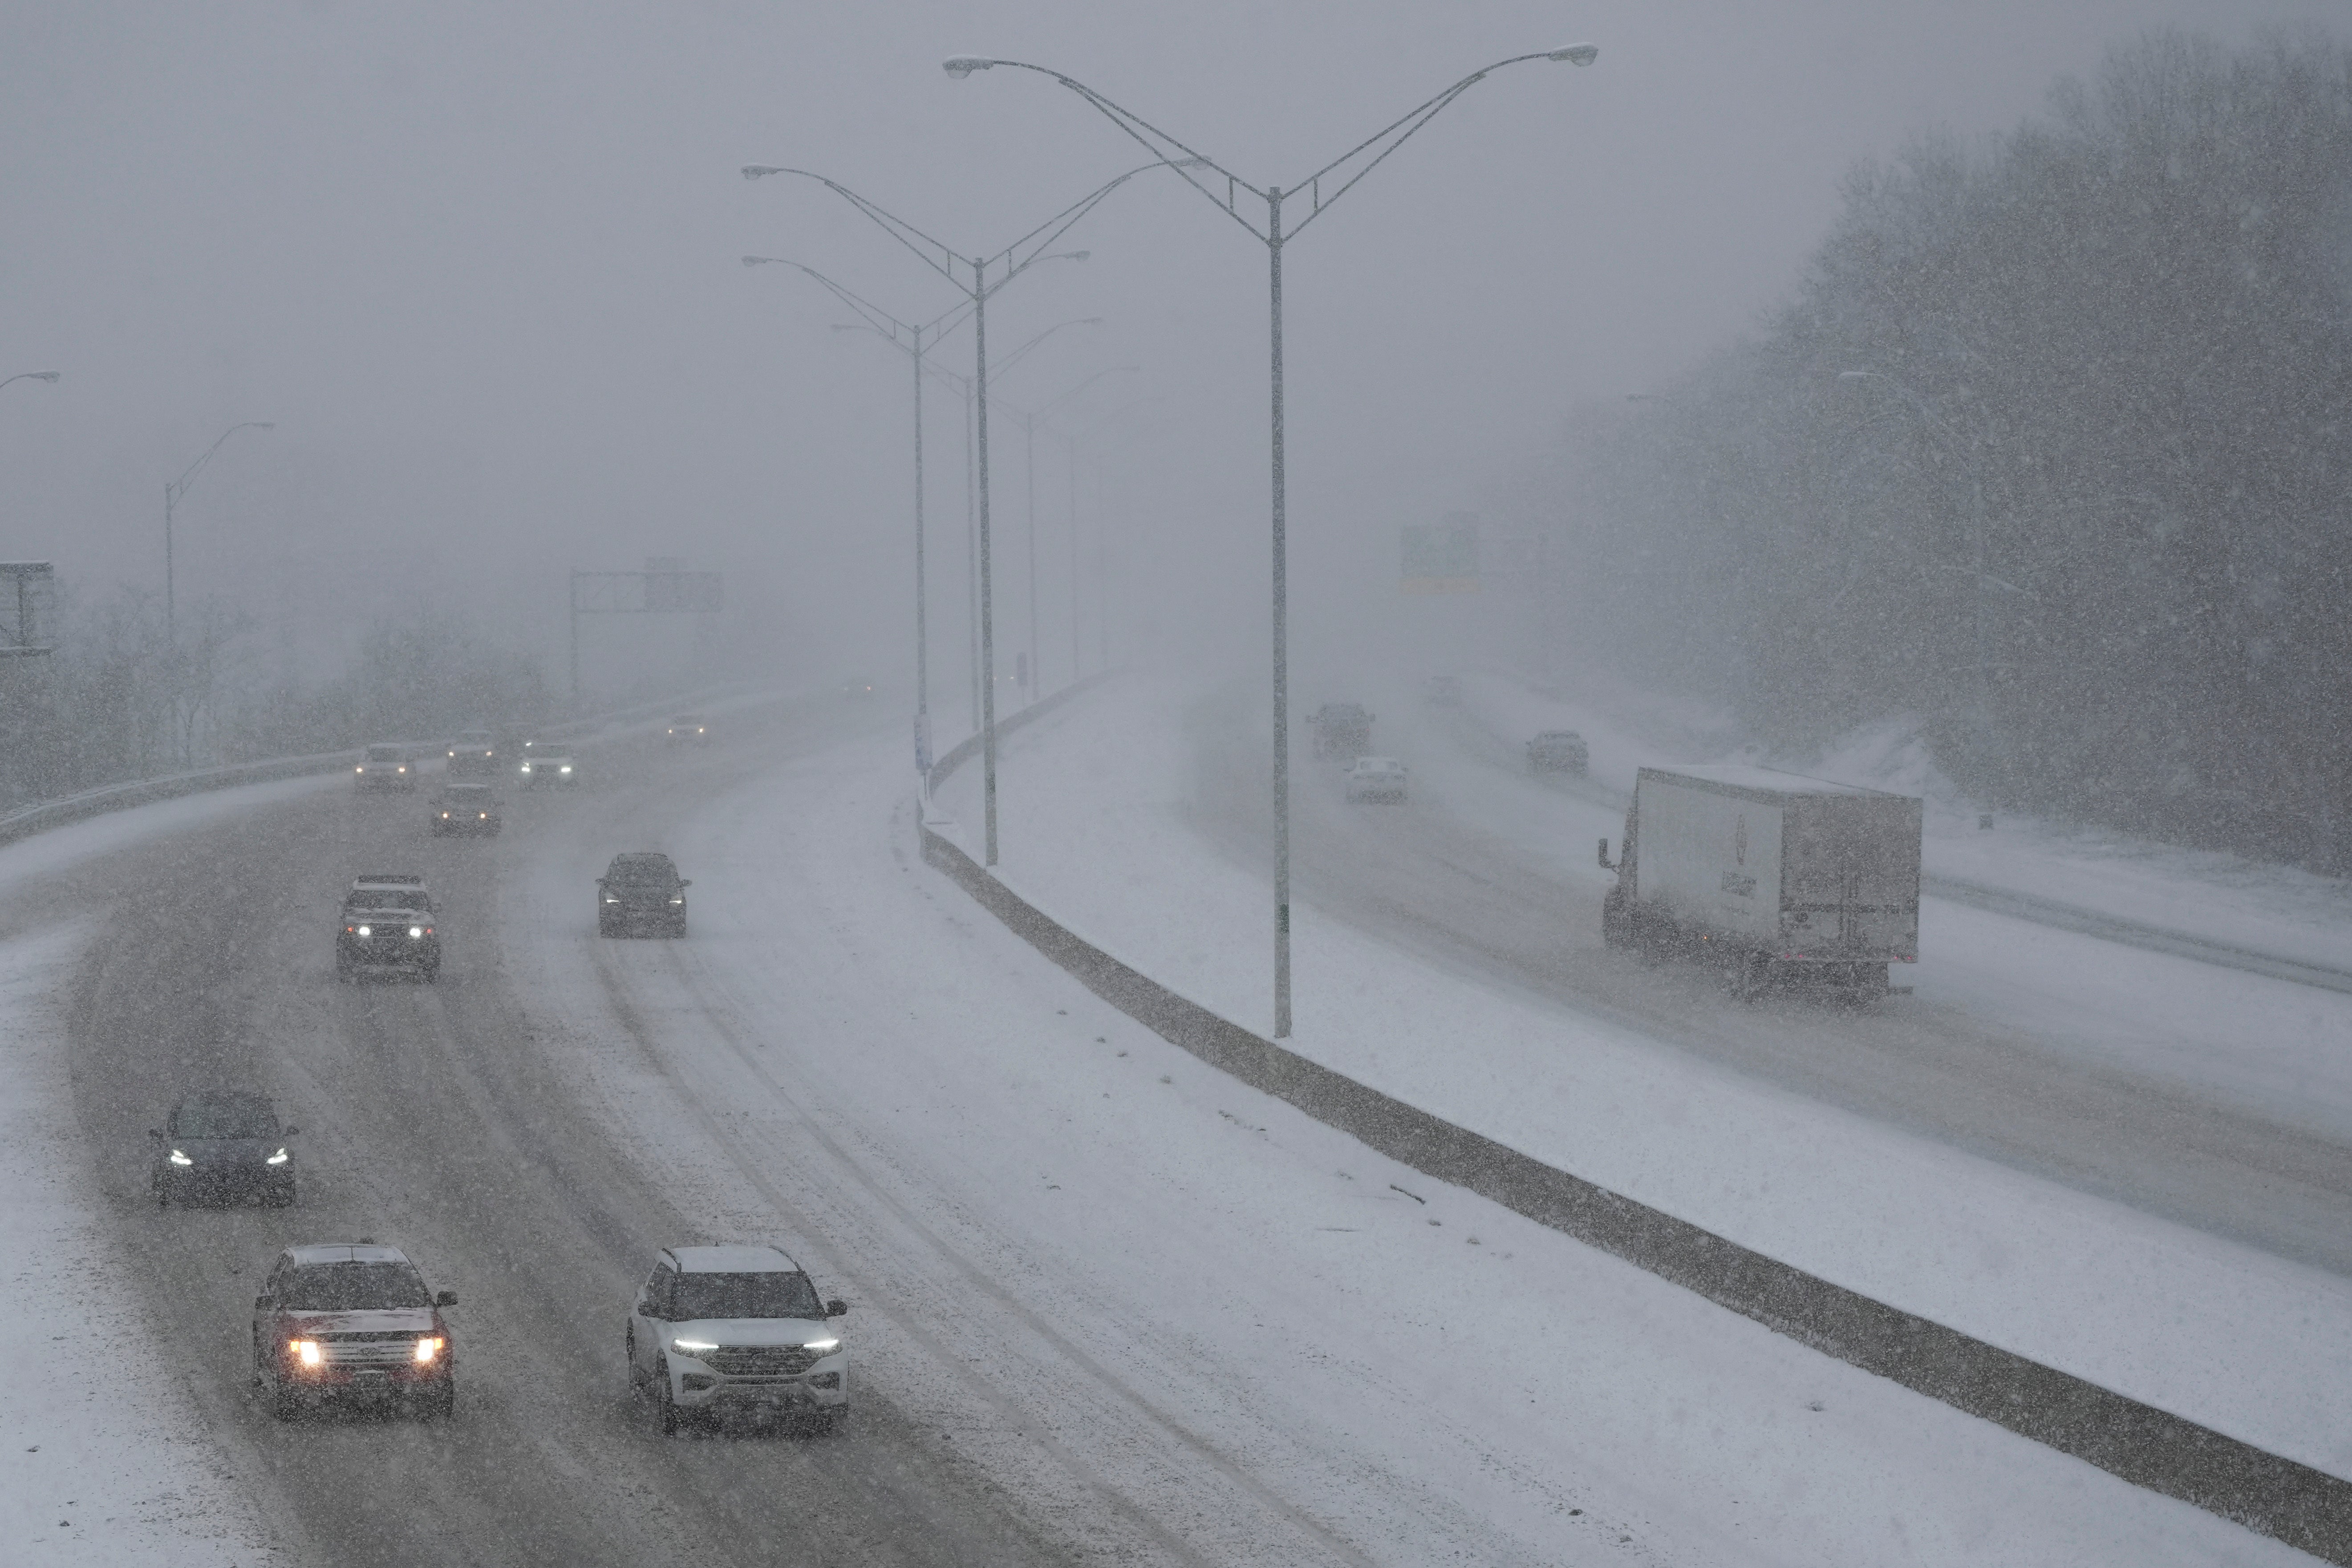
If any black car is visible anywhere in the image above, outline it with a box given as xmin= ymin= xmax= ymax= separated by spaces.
xmin=152 ymin=1091 xmax=296 ymax=1207
xmin=336 ymin=885 xmax=440 ymax=982
xmin=446 ymin=728 xmax=499 ymax=779
xmin=1526 ymin=729 xmax=1590 ymax=775
xmin=431 ymin=783 xmax=503 ymax=836
xmin=599 ymin=852 xmax=689 ymax=937
xmin=665 ymin=714 xmax=710 ymax=747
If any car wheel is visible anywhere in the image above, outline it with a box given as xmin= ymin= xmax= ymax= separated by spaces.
xmin=274 ymin=1180 xmax=297 ymax=1208
xmin=422 ymin=1380 xmax=454 ymax=1420
xmin=820 ymin=1406 xmax=849 ymax=1437
xmin=655 ymin=1361 xmax=680 ymax=1436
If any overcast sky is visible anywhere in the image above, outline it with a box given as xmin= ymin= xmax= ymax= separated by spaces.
xmin=0 ymin=0 xmax=2337 ymax=695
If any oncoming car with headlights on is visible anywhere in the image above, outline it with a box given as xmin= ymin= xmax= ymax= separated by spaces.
xmin=150 ymin=1091 xmax=296 ymax=1207
xmin=430 ymin=782 xmax=502 ymax=836
xmin=519 ymin=747 xmax=579 ymax=788
xmin=626 ymin=1244 xmax=848 ymax=1435
xmin=251 ymin=1242 xmax=458 ymax=1420
xmin=335 ymin=876 xmax=439 ymax=982
xmin=353 ymin=744 xmax=416 ymax=793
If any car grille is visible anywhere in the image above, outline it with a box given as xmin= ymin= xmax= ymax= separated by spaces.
xmin=320 ymin=1331 xmax=422 ymax=1365
xmin=706 ymin=1345 xmax=820 ymax=1378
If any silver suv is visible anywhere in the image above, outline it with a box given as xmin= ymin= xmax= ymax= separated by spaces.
xmin=625 ymin=1244 xmax=847 ymax=1435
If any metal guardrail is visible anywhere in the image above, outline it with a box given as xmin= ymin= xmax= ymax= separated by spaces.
xmin=918 ymin=761 xmax=2352 ymax=1563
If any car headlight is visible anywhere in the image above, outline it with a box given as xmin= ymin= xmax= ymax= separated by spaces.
xmin=291 ymin=1339 xmax=323 ymax=1368
xmin=409 ymin=925 xmax=424 ymax=939
xmin=604 ymin=896 xmax=619 ymax=904
xmin=670 ymin=1337 xmax=718 ymax=1356
xmin=669 ymin=896 xmax=683 ymax=905
xmin=168 ymin=1148 xmax=193 ymax=1166
xmin=559 ymin=766 xmax=571 ymax=774
xmin=520 ymin=764 xmax=532 ymax=774
xmin=413 ymin=1336 xmax=444 ymax=1364
xmin=441 ymin=812 xmax=450 ymax=819
xmin=356 ymin=924 xmax=372 ymax=937
xmin=397 ymin=766 xmax=406 ymax=773
xmin=355 ymin=766 xmax=364 ymax=774
xmin=266 ymin=1147 xmax=289 ymax=1166
xmin=479 ymin=811 xmax=488 ymax=819
xmin=802 ymin=1337 xmax=840 ymax=1354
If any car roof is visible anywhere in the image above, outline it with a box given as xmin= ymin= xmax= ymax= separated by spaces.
xmin=1535 ymin=729 xmax=1582 ymax=740
xmin=176 ymin=1089 xmax=273 ymax=1112
xmin=666 ymin=1244 xmax=798 ymax=1273
xmin=608 ymin=851 xmax=675 ymax=870
xmin=351 ymin=873 xmax=425 ymax=888
xmin=442 ymin=781 xmax=495 ymax=794
xmin=1355 ymin=756 xmax=1403 ymax=767
xmin=672 ymin=713 xmax=704 ymax=721
xmin=284 ymin=1243 xmax=412 ymax=1268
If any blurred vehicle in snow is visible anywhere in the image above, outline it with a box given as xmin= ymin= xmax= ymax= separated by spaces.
xmin=1525 ymin=729 xmax=1589 ymax=776
xmin=519 ymin=748 xmax=578 ymax=789
xmin=599 ymin=851 xmax=689 ymax=936
xmin=1343 ymin=756 xmax=1409 ymax=804
xmin=1424 ymin=675 xmax=1463 ymax=706
xmin=336 ymin=876 xmax=439 ymax=982
xmin=431 ymin=782 xmax=502 ymax=837
xmin=353 ymin=744 xmax=416 ymax=793
xmin=1600 ymin=765 xmax=1920 ymax=1002
xmin=251 ymin=1242 xmax=457 ymax=1421
xmin=665 ymin=714 xmax=710 ymax=746
xmin=151 ymin=1091 xmax=296 ymax=1207
xmin=445 ymin=728 xmax=499 ymax=778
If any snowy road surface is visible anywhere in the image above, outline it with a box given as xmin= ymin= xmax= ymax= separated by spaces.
xmin=0 ymin=691 xmax=2313 ymax=1563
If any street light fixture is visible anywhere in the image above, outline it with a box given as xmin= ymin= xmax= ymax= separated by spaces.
xmin=743 ymin=159 xmax=1180 ymax=866
xmin=950 ymin=47 xmax=1600 ymax=1037
xmin=164 ymin=421 xmax=274 ymax=647
xmin=1 ymin=370 xmax=61 ymax=392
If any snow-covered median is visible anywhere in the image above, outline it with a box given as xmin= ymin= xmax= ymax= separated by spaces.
xmin=928 ymin=675 xmax=2352 ymax=1489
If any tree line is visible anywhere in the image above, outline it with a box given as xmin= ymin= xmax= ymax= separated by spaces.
xmin=1553 ymin=28 xmax=2352 ymax=870
xmin=0 ymin=589 xmax=551 ymax=811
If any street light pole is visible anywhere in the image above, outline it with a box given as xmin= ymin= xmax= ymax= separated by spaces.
xmin=948 ymin=45 xmax=1600 ymax=1036
xmin=743 ymin=161 xmax=1175 ymax=865
xmin=163 ymin=421 xmax=274 ymax=648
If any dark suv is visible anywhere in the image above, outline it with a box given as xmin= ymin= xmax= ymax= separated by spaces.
xmin=251 ymin=1242 xmax=457 ymax=1420
xmin=336 ymin=879 xmax=440 ymax=982
xmin=151 ymin=1091 xmax=296 ymax=1207
xmin=599 ymin=852 xmax=689 ymax=937
xmin=431 ymin=783 xmax=503 ymax=836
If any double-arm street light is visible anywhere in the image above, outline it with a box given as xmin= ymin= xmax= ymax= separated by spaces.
xmin=165 ymin=421 xmax=273 ymax=646
xmin=860 ymin=316 xmax=1103 ymax=732
xmin=743 ymin=160 xmax=1185 ymax=865
xmin=743 ymin=255 xmax=977 ymax=773
xmin=997 ymin=364 xmax=1140 ymax=703
xmin=948 ymin=45 xmax=1600 ymax=1037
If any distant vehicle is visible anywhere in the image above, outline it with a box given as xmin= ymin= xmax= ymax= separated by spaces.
xmin=446 ymin=728 xmax=498 ymax=778
xmin=151 ymin=1091 xmax=296 ymax=1208
xmin=841 ymin=679 xmax=876 ymax=700
xmin=1526 ymin=730 xmax=1590 ymax=776
xmin=431 ymin=783 xmax=502 ymax=837
xmin=1307 ymin=702 xmax=1375 ymax=763
xmin=337 ymin=879 xmax=439 ymax=983
xmin=251 ymin=1242 xmax=457 ymax=1421
xmin=1424 ymin=676 xmax=1464 ymax=707
xmin=1600 ymin=765 xmax=1922 ymax=1001
xmin=665 ymin=714 xmax=710 ymax=746
xmin=519 ymin=748 xmax=578 ymax=789
xmin=626 ymin=1244 xmax=848 ymax=1436
xmin=1343 ymin=756 xmax=1409 ymax=803
xmin=599 ymin=852 xmax=689 ymax=936
xmin=353 ymin=744 xmax=416 ymax=793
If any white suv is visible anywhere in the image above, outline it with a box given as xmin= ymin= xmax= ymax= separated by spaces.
xmin=625 ymin=1244 xmax=848 ymax=1434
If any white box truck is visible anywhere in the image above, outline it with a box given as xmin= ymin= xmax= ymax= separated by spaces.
xmin=1600 ymin=765 xmax=1921 ymax=999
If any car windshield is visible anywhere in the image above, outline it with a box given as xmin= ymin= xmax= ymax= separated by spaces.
xmin=670 ymin=1271 xmax=823 ymax=1321
xmin=347 ymin=891 xmax=428 ymax=912
xmin=278 ymin=1262 xmax=433 ymax=1311
xmin=171 ymin=1098 xmax=277 ymax=1138
xmin=365 ymin=748 xmax=403 ymax=763
xmin=609 ymin=860 xmax=675 ymax=883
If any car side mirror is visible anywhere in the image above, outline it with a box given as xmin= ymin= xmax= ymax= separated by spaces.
xmin=1598 ymin=838 xmax=1616 ymax=871
xmin=825 ymin=1298 xmax=847 ymax=1318
xmin=254 ymin=1294 xmax=272 ymax=1310
xmin=679 ymin=879 xmax=692 ymax=888
xmin=281 ymin=1126 xmax=299 ymax=1137
xmin=434 ymin=1290 xmax=458 ymax=1308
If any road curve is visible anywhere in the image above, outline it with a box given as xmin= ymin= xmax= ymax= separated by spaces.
xmin=47 ymin=696 xmax=1066 ymax=1568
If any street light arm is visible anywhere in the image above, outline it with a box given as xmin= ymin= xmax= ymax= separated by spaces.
xmin=1035 ymin=365 xmax=1141 ymax=423
xmin=947 ymin=58 xmax=1271 ymax=243
xmin=168 ymin=421 xmax=273 ymax=504
xmin=742 ymin=166 xmax=971 ymax=288
xmin=0 ymin=370 xmax=61 ymax=392
xmin=977 ymin=161 xmax=1185 ymax=296
xmin=989 ymin=317 xmax=1104 ymax=383
xmin=1285 ymin=49 xmax=1591 ymax=239
xmin=744 ymin=255 xmax=919 ymax=345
